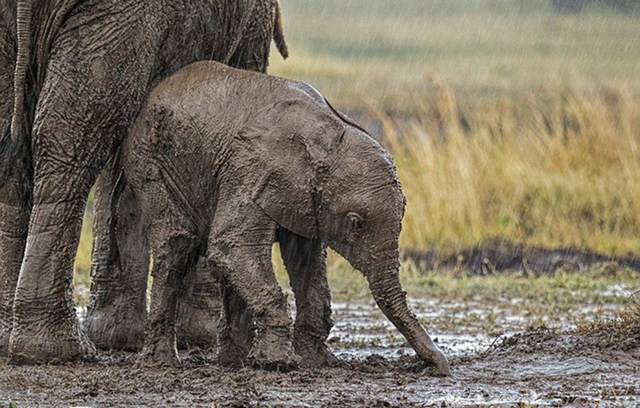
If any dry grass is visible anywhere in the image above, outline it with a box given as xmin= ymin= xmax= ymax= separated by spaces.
xmin=574 ymin=289 xmax=640 ymax=347
xmin=378 ymin=78 xmax=640 ymax=256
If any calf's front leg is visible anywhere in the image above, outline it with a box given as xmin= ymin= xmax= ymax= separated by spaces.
xmin=277 ymin=229 xmax=337 ymax=367
xmin=207 ymin=193 xmax=299 ymax=372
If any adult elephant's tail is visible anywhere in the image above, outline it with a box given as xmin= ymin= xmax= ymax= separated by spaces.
xmin=10 ymin=0 xmax=82 ymax=142
xmin=274 ymin=0 xmax=288 ymax=59
xmin=10 ymin=0 xmax=32 ymax=142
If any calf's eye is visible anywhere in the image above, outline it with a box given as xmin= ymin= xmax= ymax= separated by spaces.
xmin=346 ymin=212 xmax=364 ymax=230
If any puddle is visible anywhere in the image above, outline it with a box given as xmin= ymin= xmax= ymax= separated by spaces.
xmin=597 ymin=283 xmax=637 ymax=298
xmin=328 ymin=300 xmax=496 ymax=359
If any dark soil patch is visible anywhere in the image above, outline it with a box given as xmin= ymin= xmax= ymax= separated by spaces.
xmin=401 ymin=238 xmax=640 ymax=276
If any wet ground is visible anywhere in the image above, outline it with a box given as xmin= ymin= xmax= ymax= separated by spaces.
xmin=2 ymin=289 xmax=638 ymax=407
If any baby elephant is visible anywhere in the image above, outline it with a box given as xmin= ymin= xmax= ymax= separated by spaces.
xmin=124 ymin=61 xmax=450 ymax=374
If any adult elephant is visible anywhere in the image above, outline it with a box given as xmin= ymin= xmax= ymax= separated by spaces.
xmin=0 ymin=0 xmax=293 ymax=364
xmin=83 ymin=0 xmax=290 ymax=352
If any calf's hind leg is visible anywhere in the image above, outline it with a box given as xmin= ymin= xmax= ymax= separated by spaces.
xmin=278 ymin=230 xmax=336 ymax=367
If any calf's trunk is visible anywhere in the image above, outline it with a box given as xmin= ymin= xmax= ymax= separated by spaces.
xmin=366 ymin=259 xmax=451 ymax=376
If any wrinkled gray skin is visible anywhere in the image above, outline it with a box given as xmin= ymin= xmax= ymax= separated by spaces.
xmin=85 ymin=0 xmax=291 ymax=353
xmin=0 ymin=0 xmax=291 ymax=364
xmin=123 ymin=61 xmax=451 ymax=375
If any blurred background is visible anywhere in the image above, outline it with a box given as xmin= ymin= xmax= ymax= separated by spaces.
xmin=267 ymin=0 xmax=640 ymax=255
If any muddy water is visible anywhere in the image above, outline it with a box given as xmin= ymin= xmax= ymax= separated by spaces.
xmin=2 ymin=289 xmax=638 ymax=407
xmin=326 ymin=285 xmax=632 ymax=361
xmin=328 ymin=299 xmax=494 ymax=359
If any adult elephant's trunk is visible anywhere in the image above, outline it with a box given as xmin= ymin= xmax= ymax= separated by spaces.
xmin=11 ymin=0 xmax=32 ymax=142
xmin=366 ymin=259 xmax=451 ymax=376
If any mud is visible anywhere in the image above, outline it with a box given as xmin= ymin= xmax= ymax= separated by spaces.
xmin=2 ymin=297 xmax=638 ymax=407
xmin=401 ymin=239 xmax=640 ymax=276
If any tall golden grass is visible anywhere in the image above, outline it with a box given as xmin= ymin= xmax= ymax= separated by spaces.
xmin=381 ymin=77 xmax=640 ymax=255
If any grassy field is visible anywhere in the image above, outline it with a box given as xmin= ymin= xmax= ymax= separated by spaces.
xmin=272 ymin=0 xmax=640 ymax=113
xmin=73 ymin=1 xmax=640 ymax=314
xmin=269 ymin=0 xmax=640 ymax=255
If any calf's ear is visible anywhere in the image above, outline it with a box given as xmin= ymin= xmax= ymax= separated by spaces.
xmin=239 ymin=98 xmax=342 ymax=239
xmin=252 ymin=167 xmax=318 ymax=239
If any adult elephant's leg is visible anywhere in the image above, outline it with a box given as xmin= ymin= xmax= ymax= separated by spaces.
xmin=84 ymin=161 xmax=148 ymax=351
xmin=0 ymin=160 xmax=31 ymax=356
xmin=8 ymin=13 xmax=155 ymax=363
xmin=278 ymin=230 xmax=336 ymax=367
xmin=8 ymin=151 xmax=98 ymax=363
xmin=175 ymin=258 xmax=220 ymax=351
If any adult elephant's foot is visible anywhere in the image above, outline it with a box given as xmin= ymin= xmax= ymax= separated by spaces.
xmin=8 ymin=320 xmax=96 ymax=365
xmin=247 ymin=329 xmax=300 ymax=372
xmin=136 ymin=337 xmax=181 ymax=368
xmin=294 ymin=334 xmax=340 ymax=368
xmin=83 ymin=297 xmax=145 ymax=351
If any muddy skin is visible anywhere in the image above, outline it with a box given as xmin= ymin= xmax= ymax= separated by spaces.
xmin=174 ymin=258 xmax=222 ymax=351
xmin=277 ymin=229 xmax=338 ymax=368
xmin=0 ymin=0 xmax=290 ymax=364
xmin=216 ymin=283 xmax=255 ymax=367
xmin=123 ymin=61 xmax=450 ymax=375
